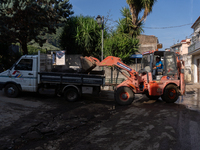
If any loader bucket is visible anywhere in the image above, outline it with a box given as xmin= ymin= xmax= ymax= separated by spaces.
xmin=79 ymin=56 xmax=97 ymax=73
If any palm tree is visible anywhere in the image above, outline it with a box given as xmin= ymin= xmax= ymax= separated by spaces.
xmin=126 ymin=0 xmax=157 ymax=28
xmin=60 ymin=15 xmax=104 ymax=59
xmin=117 ymin=7 xmax=143 ymax=37
xmin=75 ymin=16 xmax=102 ymax=58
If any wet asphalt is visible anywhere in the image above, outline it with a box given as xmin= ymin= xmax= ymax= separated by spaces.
xmin=0 ymin=88 xmax=200 ymax=150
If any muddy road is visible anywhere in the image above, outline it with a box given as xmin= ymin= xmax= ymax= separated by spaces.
xmin=0 ymin=89 xmax=200 ymax=150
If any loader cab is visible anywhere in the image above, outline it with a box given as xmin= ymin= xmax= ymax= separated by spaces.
xmin=141 ymin=50 xmax=178 ymax=80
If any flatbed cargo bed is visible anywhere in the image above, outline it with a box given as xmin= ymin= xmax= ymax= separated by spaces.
xmin=39 ymin=72 xmax=105 ymax=86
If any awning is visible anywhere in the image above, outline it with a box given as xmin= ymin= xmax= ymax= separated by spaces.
xmin=130 ymin=54 xmax=143 ymax=58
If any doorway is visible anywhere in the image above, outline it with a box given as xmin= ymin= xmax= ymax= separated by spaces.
xmin=197 ymin=59 xmax=200 ymax=83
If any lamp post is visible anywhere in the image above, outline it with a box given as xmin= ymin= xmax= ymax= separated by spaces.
xmin=96 ymin=15 xmax=104 ymax=61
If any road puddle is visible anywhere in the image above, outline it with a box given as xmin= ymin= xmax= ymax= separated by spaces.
xmin=176 ymin=88 xmax=200 ymax=111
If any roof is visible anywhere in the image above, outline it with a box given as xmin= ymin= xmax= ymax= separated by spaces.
xmin=170 ymin=42 xmax=182 ymax=48
xmin=191 ymin=16 xmax=200 ymax=28
xmin=181 ymin=40 xmax=186 ymax=43
xmin=130 ymin=54 xmax=142 ymax=58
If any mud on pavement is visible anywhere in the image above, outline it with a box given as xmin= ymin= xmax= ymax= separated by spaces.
xmin=0 ymin=90 xmax=117 ymax=150
xmin=1 ymin=90 xmax=200 ymax=150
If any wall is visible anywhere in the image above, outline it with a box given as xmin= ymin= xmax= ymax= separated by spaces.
xmin=191 ymin=54 xmax=200 ymax=83
xmin=137 ymin=35 xmax=158 ymax=54
xmin=190 ymin=54 xmax=200 ymax=83
xmin=93 ymin=64 xmax=141 ymax=85
xmin=181 ymin=39 xmax=191 ymax=55
xmin=183 ymin=54 xmax=192 ymax=83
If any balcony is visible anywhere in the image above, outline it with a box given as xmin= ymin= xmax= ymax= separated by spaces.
xmin=188 ymin=41 xmax=200 ymax=54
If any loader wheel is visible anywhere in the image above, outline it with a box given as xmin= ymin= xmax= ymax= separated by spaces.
xmin=115 ymin=86 xmax=135 ymax=105
xmin=161 ymin=84 xmax=179 ymax=103
xmin=4 ymin=84 xmax=19 ymax=98
xmin=64 ymin=87 xmax=79 ymax=102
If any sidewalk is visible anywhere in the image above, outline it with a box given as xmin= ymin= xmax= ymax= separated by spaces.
xmin=186 ymin=82 xmax=200 ymax=93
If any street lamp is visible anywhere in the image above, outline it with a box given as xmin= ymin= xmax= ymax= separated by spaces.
xmin=96 ymin=15 xmax=104 ymax=61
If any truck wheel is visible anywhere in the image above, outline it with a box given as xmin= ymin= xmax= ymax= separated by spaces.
xmin=115 ymin=86 xmax=135 ymax=105
xmin=161 ymin=84 xmax=179 ymax=103
xmin=4 ymin=84 xmax=19 ymax=98
xmin=64 ymin=87 xmax=79 ymax=102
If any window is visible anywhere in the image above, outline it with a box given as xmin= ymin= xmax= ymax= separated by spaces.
xmin=165 ymin=53 xmax=177 ymax=75
xmin=141 ymin=54 xmax=152 ymax=72
xmin=15 ymin=59 xmax=33 ymax=71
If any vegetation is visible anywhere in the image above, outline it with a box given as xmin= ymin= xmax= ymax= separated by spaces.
xmin=45 ymin=28 xmax=63 ymax=48
xmin=0 ymin=0 xmax=157 ymax=66
xmin=0 ymin=43 xmax=21 ymax=70
xmin=126 ymin=0 xmax=157 ymax=34
xmin=0 ymin=0 xmax=73 ymax=55
xmin=104 ymin=33 xmax=139 ymax=64
xmin=59 ymin=7 xmax=141 ymax=63
xmin=103 ymin=7 xmax=140 ymax=64
xmin=117 ymin=7 xmax=143 ymax=37
xmin=27 ymin=45 xmax=47 ymax=55
xmin=60 ymin=16 xmax=104 ymax=59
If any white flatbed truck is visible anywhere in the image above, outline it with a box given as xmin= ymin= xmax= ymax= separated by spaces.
xmin=0 ymin=51 xmax=105 ymax=101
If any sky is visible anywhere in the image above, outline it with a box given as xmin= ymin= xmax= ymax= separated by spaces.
xmin=70 ymin=0 xmax=200 ymax=49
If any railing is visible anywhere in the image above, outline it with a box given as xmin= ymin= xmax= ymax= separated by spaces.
xmin=105 ymin=78 xmax=125 ymax=86
xmin=188 ymin=41 xmax=200 ymax=54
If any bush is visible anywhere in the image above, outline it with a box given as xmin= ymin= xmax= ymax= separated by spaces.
xmin=104 ymin=33 xmax=139 ymax=64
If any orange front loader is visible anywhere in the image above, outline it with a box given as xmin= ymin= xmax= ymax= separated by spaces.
xmin=98 ymin=50 xmax=185 ymax=105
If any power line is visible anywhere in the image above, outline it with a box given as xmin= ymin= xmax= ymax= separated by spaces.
xmin=144 ymin=23 xmax=193 ymax=29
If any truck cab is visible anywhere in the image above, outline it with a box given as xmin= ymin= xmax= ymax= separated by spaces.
xmin=0 ymin=55 xmax=39 ymax=97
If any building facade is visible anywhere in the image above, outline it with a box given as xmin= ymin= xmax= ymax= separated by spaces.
xmin=137 ymin=34 xmax=158 ymax=54
xmin=130 ymin=34 xmax=159 ymax=66
xmin=170 ymin=39 xmax=191 ymax=82
xmin=188 ymin=16 xmax=200 ymax=83
xmin=170 ymin=39 xmax=191 ymax=55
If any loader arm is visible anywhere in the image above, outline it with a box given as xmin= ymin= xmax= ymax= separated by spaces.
xmin=99 ymin=56 xmax=136 ymax=80
xmin=84 ymin=56 xmax=100 ymax=66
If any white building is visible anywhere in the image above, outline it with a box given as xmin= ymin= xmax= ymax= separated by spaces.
xmin=188 ymin=16 xmax=200 ymax=83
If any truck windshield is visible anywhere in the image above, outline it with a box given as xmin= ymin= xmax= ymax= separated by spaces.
xmin=141 ymin=54 xmax=152 ymax=72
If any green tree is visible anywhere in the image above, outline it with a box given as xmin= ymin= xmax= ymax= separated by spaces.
xmin=46 ymin=27 xmax=63 ymax=48
xmin=104 ymin=32 xmax=139 ymax=64
xmin=117 ymin=7 xmax=143 ymax=37
xmin=60 ymin=17 xmax=80 ymax=54
xmin=60 ymin=15 xmax=104 ymax=59
xmin=0 ymin=0 xmax=73 ymax=55
xmin=104 ymin=7 xmax=140 ymax=63
xmin=0 ymin=43 xmax=21 ymax=69
xmin=126 ymin=0 xmax=157 ymax=30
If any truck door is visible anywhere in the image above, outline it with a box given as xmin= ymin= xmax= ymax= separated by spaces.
xmin=11 ymin=58 xmax=35 ymax=92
